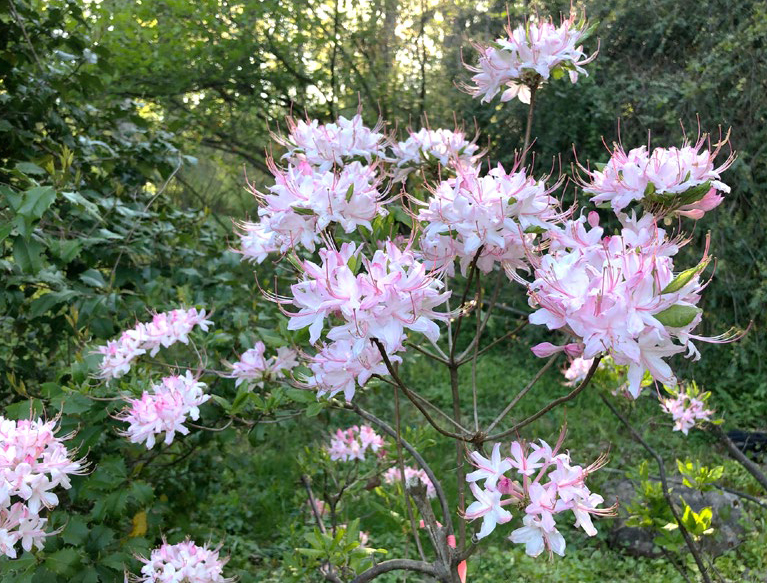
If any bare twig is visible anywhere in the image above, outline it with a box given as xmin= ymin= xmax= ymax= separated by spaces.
xmin=457 ymin=269 xmax=505 ymax=363
xmin=520 ymin=81 xmax=539 ymax=167
xmin=485 ymin=353 xmax=561 ymax=435
xmin=351 ymin=559 xmax=439 ymax=583
xmin=343 ymin=403 xmax=454 ymax=538
xmin=394 ymin=371 xmax=427 ymax=562
xmin=449 ymin=248 xmax=483 ymax=360
xmin=449 ymin=362 xmax=466 ymax=551
xmin=709 ymin=424 xmax=767 ymax=493
xmin=301 ymin=475 xmax=328 ymax=535
xmin=458 ymin=322 xmax=527 ymax=367
xmin=487 ymin=356 xmax=601 ymax=441
xmin=373 ymin=339 xmax=471 ymax=441
xmin=406 ymin=341 xmax=449 ymax=365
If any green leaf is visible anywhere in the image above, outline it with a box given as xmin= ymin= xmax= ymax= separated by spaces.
xmin=661 ymin=257 xmax=711 ymax=294
xmin=286 ymin=388 xmax=316 ymax=404
xmin=0 ymin=221 xmax=13 ymax=244
xmin=52 ymin=239 xmax=82 ymax=263
xmin=61 ymin=191 xmax=101 ymax=217
xmin=677 ymin=181 xmax=713 ymax=205
xmin=44 ymin=548 xmax=82 ymax=575
xmin=79 ymin=268 xmax=107 ymax=288
xmin=12 ymin=237 xmax=44 ymax=274
xmin=29 ymin=289 xmax=78 ymax=318
xmin=1 ymin=185 xmax=22 ymax=211
xmin=654 ymin=305 xmax=701 ymax=328
xmin=18 ymin=186 xmax=56 ymax=219
xmin=61 ymin=515 xmax=90 ymax=546
xmin=14 ymin=161 xmax=47 ymax=176
xmin=210 ymin=395 xmax=232 ymax=411
xmin=306 ymin=402 xmax=324 ymax=417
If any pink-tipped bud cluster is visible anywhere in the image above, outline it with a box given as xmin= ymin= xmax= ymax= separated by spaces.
xmin=95 ymin=308 xmax=213 ymax=380
xmin=326 ymin=425 xmax=385 ymax=462
xmin=465 ymin=13 xmax=596 ymax=104
xmin=276 ymin=114 xmax=389 ymax=170
xmin=118 ymin=372 xmax=210 ymax=449
xmin=417 ymin=164 xmax=562 ymax=276
xmin=391 ymin=128 xmax=480 ymax=181
xmin=227 ymin=342 xmax=298 ymax=388
xmin=136 ymin=539 xmax=232 ymax=583
xmin=464 ymin=438 xmax=612 ymax=558
xmin=285 ymin=241 xmax=450 ymax=401
xmin=383 ymin=466 xmax=436 ymax=499
xmin=0 ymin=417 xmax=85 ymax=558
xmin=661 ymin=388 xmax=713 ymax=435
xmin=581 ymin=136 xmax=734 ymax=217
xmin=527 ymin=212 xmax=707 ymax=398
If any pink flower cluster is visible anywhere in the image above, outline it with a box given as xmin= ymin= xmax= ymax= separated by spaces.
xmin=417 ymin=163 xmax=562 ymax=275
xmin=228 ymin=342 xmax=298 ymax=388
xmin=276 ymin=113 xmax=389 ymax=170
xmin=563 ymin=356 xmax=595 ymax=386
xmin=239 ymin=115 xmax=390 ymax=262
xmin=465 ymin=440 xmax=611 ymax=557
xmin=137 ymin=539 xmax=232 ymax=583
xmin=391 ymin=128 xmax=480 ymax=181
xmin=118 ymin=372 xmax=210 ymax=449
xmin=383 ymin=466 xmax=436 ymax=499
xmin=465 ymin=13 xmax=596 ymax=104
xmin=661 ymin=389 xmax=713 ymax=435
xmin=327 ymin=425 xmax=385 ymax=462
xmin=581 ymin=136 xmax=734 ymax=217
xmin=96 ymin=308 xmax=213 ymax=380
xmin=306 ymin=338 xmax=395 ymax=402
xmin=527 ymin=212 xmax=707 ymax=398
xmin=0 ymin=417 xmax=85 ymax=558
xmin=286 ymin=241 xmax=450 ymax=401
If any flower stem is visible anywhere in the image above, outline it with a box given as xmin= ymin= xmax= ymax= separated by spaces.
xmin=520 ymin=82 xmax=539 ymax=168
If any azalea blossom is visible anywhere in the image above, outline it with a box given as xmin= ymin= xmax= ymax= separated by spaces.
xmin=284 ymin=241 xmax=450 ymax=387
xmin=383 ymin=466 xmax=436 ymax=499
xmin=525 ymin=212 xmax=710 ymax=397
xmin=465 ymin=13 xmax=597 ymax=104
xmin=563 ymin=356 xmax=595 ymax=385
xmin=118 ymin=372 xmax=210 ymax=449
xmin=464 ymin=433 xmax=612 ymax=554
xmin=228 ymin=343 xmax=298 ymax=388
xmin=326 ymin=425 xmax=385 ymax=462
xmin=661 ymin=386 xmax=713 ymax=435
xmin=466 ymin=443 xmax=513 ymax=490
xmin=305 ymin=338 xmax=395 ymax=402
xmin=580 ymin=135 xmax=734 ymax=217
xmin=0 ymin=417 xmax=85 ymax=558
xmin=136 ymin=539 xmax=233 ymax=583
xmin=276 ymin=113 xmax=389 ymax=170
xmin=95 ymin=308 xmax=213 ymax=380
xmin=417 ymin=163 xmax=563 ymax=276
xmin=391 ymin=127 xmax=480 ymax=181
xmin=509 ymin=514 xmax=566 ymax=557
xmin=465 ymin=482 xmax=513 ymax=539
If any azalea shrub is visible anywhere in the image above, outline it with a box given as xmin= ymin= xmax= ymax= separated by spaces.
xmin=2 ymin=4 xmax=761 ymax=583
